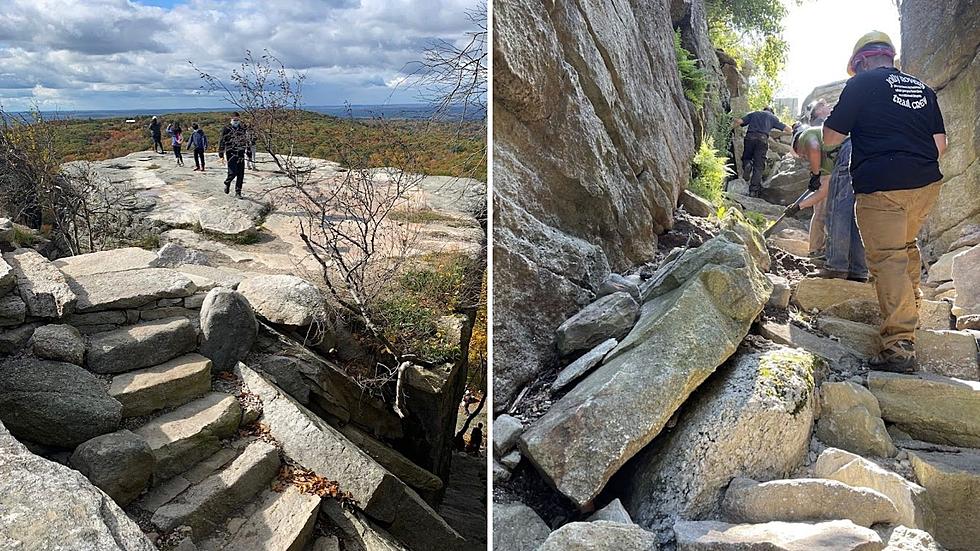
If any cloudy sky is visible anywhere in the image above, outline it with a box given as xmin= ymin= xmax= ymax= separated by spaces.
xmin=0 ymin=0 xmax=483 ymax=111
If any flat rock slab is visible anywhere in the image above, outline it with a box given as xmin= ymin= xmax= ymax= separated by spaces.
xmin=134 ymin=392 xmax=242 ymax=482
xmin=53 ymin=247 xmax=159 ymax=278
xmin=951 ymin=244 xmax=980 ymax=316
xmin=320 ymin=498 xmax=409 ymax=551
xmin=758 ymin=321 xmax=858 ymax=363
xmin=87 ymin=317 xmax=198 ymax=375
xmin=817 ymin=317 xmax=879 ymax=357
xmin=0 ymin=358 xmax=121 ymax=448
xmin=538 ymin=521 xmax=659 ymax=550
xmin=909 ymin=449 xmax=980 ymax=550
xmin=0 ymin=421 xmax=156 ymax=551
xmin=110 ymin=353 xmax=212 ymax=417
xmin=197 ymin=197 xmax=263 ymax=238
xmin=237 ymin=364 xmax=465 ymax=551
xmin=205 ymin=486 xmax=321 ymax=551
xmin=336 ymin=423 xmax=444 ymax=504
xmin=927 ymin=246 xmax=969 ymax=284
xmin=721 ymin=477 xmax=900 ymax=527
xmin=236 ymin=275 xmax=326 ymax=326
xmin=152 ymin=440 xmax=280 ymax=535
xmin=815 ymin=382 xmax=896 ymax=458
xmin=3 ymin=248 xmax=77 ymax=318
xmin=555 ymin=291 xmax=638 ymax=356
xmin=793 ymin=278 xmax=877 ymax=312
xmin=914 ymin=329 xmax=980 ymax=380
xmin=868 ymin=372 xmax=980 ymax=448
xmin=815 ymin=448 xmax=931 ymax=530
xmin=68 ymin=267 xmax=196 ymax=312
xmin=521 ymin=250 xmax=770 ymax=507
xmin=176 ymin=264 xmax=253 ymax=290
xmin=621 ymin=346 xmax=817 ymax=538
xmin=551 ymin=338 xmax=618 ymax=392
xmin=674 ymin=519 xmax=884 ymax=551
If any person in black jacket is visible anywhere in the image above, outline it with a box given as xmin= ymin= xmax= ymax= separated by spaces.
xmin=218 ymin=112 xmax=250 ymax=197
xmin=148 ymin=116 xmax=164 ymax=154
xmin=733 ymin=107 xmax=790 ymax=196
xmin=188 ymin=123 xmax=208 ymax=172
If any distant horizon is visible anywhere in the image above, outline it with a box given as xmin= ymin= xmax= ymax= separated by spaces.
xmin=8 ymin=103 xmax=485 ymax=121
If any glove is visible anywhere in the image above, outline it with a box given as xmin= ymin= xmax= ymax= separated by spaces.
xmin=808 ymin=172 xmax=822 ymax=191
xmin=785 ymin=203 xmax=801 ymax=216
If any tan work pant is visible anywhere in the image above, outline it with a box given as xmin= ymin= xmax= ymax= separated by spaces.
xmin=855 ymin=182 xmax=941 ymax=350
xmin=809 ymin=198 xmax=827 ymax=254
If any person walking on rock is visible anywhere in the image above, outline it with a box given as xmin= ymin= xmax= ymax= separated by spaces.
xmin=148 ymin=116 xmax=164 ymax=154
xmin=823 ymin=31 xmax=947 ymax=373
xmin=733 ymin=107 xmax=790 ymax=197
xmin=218 ymin=112 xmax=249 ymax=197
xmin=167 ymin=122 xmax=185 ymax=167
xmin=188 ymin=123 xmax=208 ymax=172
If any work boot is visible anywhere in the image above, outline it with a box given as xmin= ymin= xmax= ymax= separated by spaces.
xmin=235 ymin=190 xmax=242 ymax=198
xmin=847 ymin=273 xmax=869 ymax=283
xmin=807 ymin=268 xmax=848 ymax=279
xmin=869 ymin=340 xmax=916 ymax=374
xmin=224 ymin=183 xmax=230 ymax=194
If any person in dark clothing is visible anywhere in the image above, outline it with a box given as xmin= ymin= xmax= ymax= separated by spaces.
xmin=167 ymin=122 xmax=184 ymax=167
xmin=466 ymin=423 xmax=483 ymax=454
xmin=148 ymin=116 xmax=164 ymax=154
xmin=188 ymin=123 xmax=208 ymax=172
xmin=218 ymin=112 xmax=250 ymax=197
xmin=734 ymin=107 xmax=790 ymax=196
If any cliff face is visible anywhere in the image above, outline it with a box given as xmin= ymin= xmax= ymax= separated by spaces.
xmin=492 ymin=0 xmax=701 ymax=409
xmin=901 ymin=0 xmax=980 ymax=255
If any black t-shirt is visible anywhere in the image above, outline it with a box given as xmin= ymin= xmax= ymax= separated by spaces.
xmin=740 ymin=111 xmax=788 ymax=135
xmin=824 ymin=67 xmax=945 ymax=193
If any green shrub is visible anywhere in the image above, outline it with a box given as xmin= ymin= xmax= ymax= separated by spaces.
xmin=690 ymin=137 xmax=731 ymax=205
xmin=674 ymin=30 xmax=708 ymax=109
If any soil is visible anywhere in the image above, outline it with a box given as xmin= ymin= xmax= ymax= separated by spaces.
xmin=767 ymin=244 xmax=813 ymax=282
xmin=494 ymin=462 xmax=581 ymax=528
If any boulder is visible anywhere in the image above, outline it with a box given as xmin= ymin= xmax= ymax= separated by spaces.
xmin=721 ymin=212 xmax=770 ymax=274
xmin=673 ymin=519 xmax=884 ymax=551
xmin=766 ymin=274 xmax=791 ymax=309
xmin=538 ymin=521 xmax=658 ymax=551
xmin=761 ymin=165 xmax=809 ymax=206
xmin=556 ymin=291 xmax=639 ymax=356
xmin=521 ymin=237 xmax=770 ymax=507
xmin=0 ymin=217 xmax=13 ymax=245
xmin=69 ymin=429 xmax=154 ymax=506
xmin=493 ymin=0 xmax=696 ymax=410
xmin=823 ymin=299 xmax=882 ymax=327
xmin=680 ymin=189 xmax=714 ymax=217
xmin=868 ymin=372 xmax=980 ymax=448
xmin=0 ymin=421 xmax=156 ymax=551
xmin=0 ymin=322 xmax=39 ymax=355
xmin=769 ymin=236 xmax=810 ymax=258
xmin=926 ymin=247 xmax=969 ymax=284
xmin=493 ymin=414 xmax=524 ymax=457
xmin=198 ymin=288 xmax=257 ymax=372
xmin=879 ymin=526 xmax=942 ymax=551
xmin=0 ymin=292 xmax=26 ymax=327
xmin=951 ymin=245 xmax=980 ymax=316
xmin=237 ymin=364 xmax=464 ymax=551
xmin=31 ymin=323 xmax=86 ymax=365
xmin=493 ymin=502 xmax=551 ymax=551
xmin=726 ymin=178 xmax=749 ymax=195
xmin=721 ymin=477 xmax=901 ymax=527
xmin=551 ymin=338 xmax=618 ymax=392
xmin=620 ymin=346 xmax=816 ymax=537
xmin=67 ymin=267 xmax=196 ymax=312
xmin=197 ymin=199 xmax=258 ymax=237
xmin=87 ymin=317 xmax=198 ymax=375
xmin=914 ymin=329 xmax=980 ymax=380
xmin=641 ymin=233 xmax=766 ymax=302
xmin=793 ymin=278 xmax=877 ymax=312
xmin=500 ymin=449 xmax=521 ymax=470
xmin=3 ymin=248 xmax=77 ymax=318
xmin=815 ymin=448 xmax=932 ymax=530
xmin=53 ymin=247 xmax=158 ymax=278
xmin=588 ymin=498 xmax=632 ymax=524
xmin=597 ymin=273 xmax=641 ymax=301
xmin=957 ymin=314 xmax=980 ymax=330
xmin=815 ymin=382 xmax=896 ymax=457
xmin=237 ymin=275 xmax=327 ymax=326
xmin=917 ymin=300 xmax=952 ymax=330
xmin=0 ymin=358 xmax=121 ymax=448
xmin=909 ymin=449 xmax=980 ymax=550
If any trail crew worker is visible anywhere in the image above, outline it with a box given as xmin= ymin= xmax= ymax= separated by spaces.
xmin=733 ymin=107 xmax=790 ymax=197
xmin=822 ymin=31 xmax=947 ymax=373
xmin=790 ymin=123 xmax=840 ymax=261
xmin=218 ymin=112 xmax=250 ymax=198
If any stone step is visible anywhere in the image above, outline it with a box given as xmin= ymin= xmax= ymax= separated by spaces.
xmin=200 ymin=486 xmax=321 ymax=551
xmin=86 ymin=317 xmax=198 ymax=375
xmin=134 ymin=392 xmax=242 ymax=482
xmin=868 ymin=372 xmax=980 ymax=448
xmin=66 ymin=267 xmax=196 ymax=313
xmin=136 ymin=446 xmax=241 ymax=514
xmin=674 ymin=519 xmax=883 ymax=551
xmin=151 ymin=440 xmax=280 ymax=538
xmin=110 ymin=353 xmax=213 ymax=418
xmin=909 ymin=447 xmax=980 ymax=550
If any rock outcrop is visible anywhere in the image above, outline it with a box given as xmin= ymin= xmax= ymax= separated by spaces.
xmin=492 ymin=0 xmax=698 ymax=409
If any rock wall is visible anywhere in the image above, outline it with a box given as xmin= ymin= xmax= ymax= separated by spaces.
xmin=492 ymin=0 xmax=699 ymax=409
xmin=901 ymin=0 xmax=980 ymax=255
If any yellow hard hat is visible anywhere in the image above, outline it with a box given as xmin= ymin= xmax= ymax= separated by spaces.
xmin=848 ymin=31 xmax=896 ymax=76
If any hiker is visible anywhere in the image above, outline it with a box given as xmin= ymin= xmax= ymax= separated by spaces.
xmin=167 ymin=122 xmax=184 ymax=167
xmin=188 ymin=123 xmax=208 ymax=172
xmin=148 ymin=116 xmax=164 ymax=154
xmin=804 ymin=100 xmax=834 ymax=260
xmin=466 ymin=423 xmax=483 ymax=454
xmin=822 ymin=31 xmax=947 ymax=373
xmin=733 ymin=106 xmax=790 ymax=197
xmin=218 ymin=112 xmax=249 ymax=197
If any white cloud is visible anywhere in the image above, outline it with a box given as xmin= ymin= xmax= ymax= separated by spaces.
xmin=0 ymin=0 xmax=484 ymax=110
